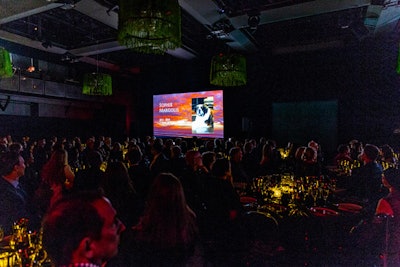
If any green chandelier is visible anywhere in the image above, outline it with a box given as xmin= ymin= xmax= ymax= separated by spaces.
xmin=82 ymin=73 xmax=112 ymax=96
xmin=210 ymin=53 xmax=247 ymax=87
xmin=118 ymin=0 xmax=181 ymax=54
xmin=0 ymin=48 xmax=13 ymax=78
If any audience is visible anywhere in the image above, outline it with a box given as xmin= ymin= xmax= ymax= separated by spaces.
xmin=1 ymin=133 xmax=400 ymax=266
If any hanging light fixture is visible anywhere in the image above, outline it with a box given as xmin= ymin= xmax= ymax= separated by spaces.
xmin=82 ymin=73 xmax=112 ymax=96
xmin=82 ymin=52 xmax=112 ymax=96
xmin=397 ymin=45 xmax=400 ymax=74
xmin=0 ymin=48 xmax=13 ymax=78
xmin=210 ymin=53 xmax=247 ymax=86
xmin=117 ymin=0 xmax=181 ymax=54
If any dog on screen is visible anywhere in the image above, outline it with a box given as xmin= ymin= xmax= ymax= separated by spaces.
xmin=192 ymin=104 xmax=214 ymax=133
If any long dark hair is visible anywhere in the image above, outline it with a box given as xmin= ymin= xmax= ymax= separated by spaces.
xmin=136 ymin=173 xmax=197 ymax=249
xmin=41 ymin=149 xmax=68 ymax=186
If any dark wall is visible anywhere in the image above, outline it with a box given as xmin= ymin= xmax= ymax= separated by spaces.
xmin=0 ymin=105 xmax=127 ymax=142
xmin=2 ymin=31 xmax=399 ymax=151
xmin=134 ymin=30 xmax=400 ymax=153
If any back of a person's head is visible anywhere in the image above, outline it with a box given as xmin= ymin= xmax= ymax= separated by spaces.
xmin=112 ymin=142 xmax=122 ymax=151
xmin=229 ymin=146 xmax=241 ymax=159
xmin=308 ymin=140 xmax=319 ymax=150
xmin=141 ymin=173 xmax=195 ymax=247
xmin=126 ymin=149 xmax=142 ymax=164
xmin=303 ymin=147 xmax=317 ymax=162
xmin=164 ymin=139 xmax=174 ymax=147
xmin=384 ymin=168 xmax=400 ymax=190
xmin=185 ymin=150 xmax=200 ymax=167
xmin=42 ymin=191 xmax=104 ymax=266
xmin=8 ymin=142 xmax=23 ymax=153
xmin=214 ymin=138 xmax=221 ymax=147
xmin=381 ymin=144 xmax=395 ymax=159
xmin=87 ymin=150 xmax=103 ymax=168
xmin=103 ymin=161 xmax=134 ymax=194
xmin=212 ymin=158 xmax=230 ymax=178
xmin=171 ymin=145 xmax=182 ymax=158
xmin=266 ymin=139 xmax=277 ymax=148
xmin=205 ymin=141 xmax=214 ymax=151
xmin=363 ymin=144 xmax=380 ymax=161
xmin=148 ymin=173 xmax=184 ymax=204
xmin=152 ymin=140 xmax=164 ymax=153
xmin=0 ymin=151 xmax=20 ymax=176
xmin=243 ymin=142 xmax=253 ymax=153
xmin=41 ymin=149 xmax=68 ymax=185
xmin=262 ymin=143 xmax=274 ymax=156
xmin=202 ymin=151 xmax=216 ymax=168
xmin=294 ymin=146 xmax=306 ymax=161
xmin=337 ymin=144 xmax=350 ymax=154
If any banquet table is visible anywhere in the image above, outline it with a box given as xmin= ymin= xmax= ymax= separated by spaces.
xmin=237 ymin=173 xmax=383 ymax=266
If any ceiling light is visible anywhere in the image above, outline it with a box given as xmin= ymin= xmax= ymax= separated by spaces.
xmin=210 ymin=53 xmax=247 ymax=87
xmin=26 ymin=66 xmax=35 ymax=73
xmin=41 ymin=40 xmax=52 ymax=49
xmin=26 ymin=58 xmax=35 ymax=73
xmin=82 ymin=73 xmax=112 ymax=96
xmin=117 ymin=0 xmax=181 ymax=54
xmin=248 ymin=15 xmax=260 ymax=30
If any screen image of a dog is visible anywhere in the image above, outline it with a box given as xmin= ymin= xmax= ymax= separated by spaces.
xmin=192 ymin=97 xmax=214 ymax=134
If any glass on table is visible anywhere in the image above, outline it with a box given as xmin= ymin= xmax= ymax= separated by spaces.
xmin=322 ymin=187 xmax=330 ymax=206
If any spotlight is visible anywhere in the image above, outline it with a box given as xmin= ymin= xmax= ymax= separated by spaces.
xmin=248 ymin=15 xmax=260 ymax=30
xmin=26 ymin=65 xmax=35 ymax=73
xmin=41 ymin=40 xmax=52 ymax=49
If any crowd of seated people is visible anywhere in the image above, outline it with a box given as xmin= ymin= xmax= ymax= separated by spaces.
xmin=0 ymin=134 xmax=400 ymax=266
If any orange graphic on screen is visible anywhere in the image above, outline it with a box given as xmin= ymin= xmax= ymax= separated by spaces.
xmin=153 ymin=90 xmax=223 ymax=138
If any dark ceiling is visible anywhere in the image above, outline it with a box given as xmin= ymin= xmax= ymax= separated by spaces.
xmin=0 ymin=0 xmax=399 ymax=80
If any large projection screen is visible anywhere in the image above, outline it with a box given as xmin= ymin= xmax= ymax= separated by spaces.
xmin=272 ymin=100 xmax=338 ymax=154
xmin=153 ymin=90 xmax=224 ymax=138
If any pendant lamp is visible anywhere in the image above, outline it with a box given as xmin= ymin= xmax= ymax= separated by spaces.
xmin=0 ymin=48 xmax=13 ymax=78
xmin=210 ymin=53 xmax=246 ymax=86
xmin=117 ymin=0 xmax=181 ymax=54
xmin=397 ymin=45 xmax=400 ymax=74
xmin=82 ymin=73 xmax=112 ymax=96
